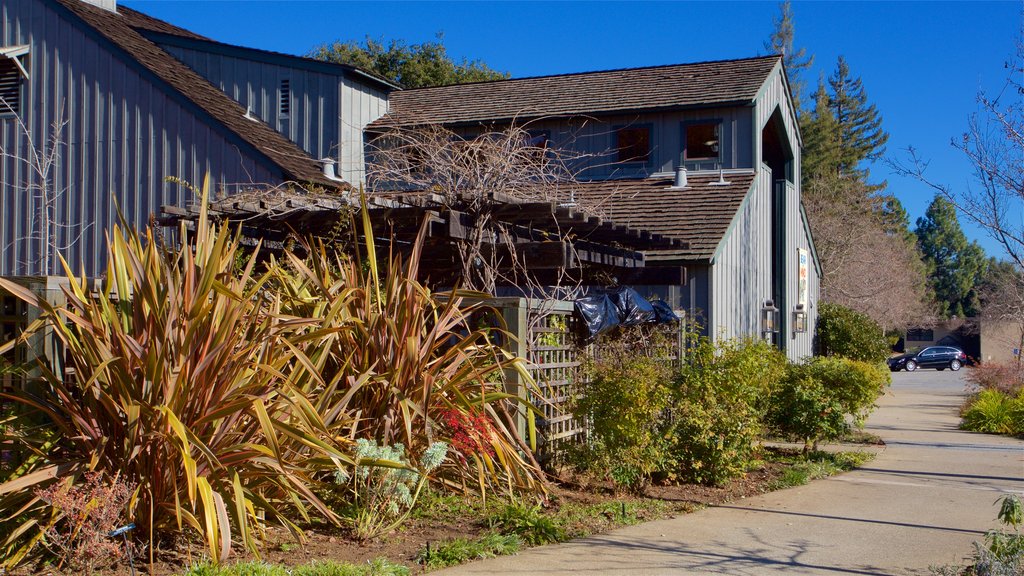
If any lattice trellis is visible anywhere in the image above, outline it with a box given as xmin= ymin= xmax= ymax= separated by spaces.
xmin=526 ymin=304 xmax=584 ymax=465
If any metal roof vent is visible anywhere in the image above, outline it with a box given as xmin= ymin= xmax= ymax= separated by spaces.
xmin=670 ymin=165 xmax=688 ymax=189
xmin=320 ymin=158 xmax=345 ymax=182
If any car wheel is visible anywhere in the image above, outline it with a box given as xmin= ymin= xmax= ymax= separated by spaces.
xmin=905 ymin=360 xmax=918 ymax=372
xmin=950 ymin=360 xmax=962 ymax=371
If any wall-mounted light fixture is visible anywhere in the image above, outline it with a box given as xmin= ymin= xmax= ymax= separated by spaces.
xmin=761 ymin=299 xmax=779 ymax=337
xmin=793 ymin=304 xmax=808 ymax=334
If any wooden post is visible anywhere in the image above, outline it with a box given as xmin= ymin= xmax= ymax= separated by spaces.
xmin=498 ymin=298 xmax=530 ymax=445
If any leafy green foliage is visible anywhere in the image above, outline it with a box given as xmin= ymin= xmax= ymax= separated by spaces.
xmin=333 ymin=440 xmax=448 ymax=540
xmin=915 ymin=195 xmax=989 ymax=318
xmin=961 ymin=389 xmax=1024 ymax=435
xmin=485 ymin=502 xmax=566 ymax=545
xmin=816 ymin=302 xmax=891 ymax=363
xmin=0 ymin=189 xmax=542 ymax=569
xmin=309 ymin=34 xmax=508 ymax=88
xmin=764 ymin=450 xmax=872 ymax=490
xmin=567 ymin=351 xmax=672 ymax=490
xmin=416 ymin=533 xmax=521 ymax=569
xmin=269 ymin=220 xmax=544 ymax=497
xmin=669 ymin=337 xmax=788 ymax=485
xmin=768 ymin=370 xmax=846 ymax=451
xmin=0 ymin=180 xmax=350 ymax=566
xmin=769 ymin=357 xmax=889 ymax=450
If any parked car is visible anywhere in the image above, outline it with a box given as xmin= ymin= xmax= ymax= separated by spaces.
xmin=888 ymin=346 xmax=967 ymax=372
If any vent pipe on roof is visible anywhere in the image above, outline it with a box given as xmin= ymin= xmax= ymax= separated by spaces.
xmin=710 ymin=166 xmax=731 ymax=186
xmin=321 ymin=158 xmax=345 ymax=183
xmin=672 ymin=165 xmax=688 ymax=189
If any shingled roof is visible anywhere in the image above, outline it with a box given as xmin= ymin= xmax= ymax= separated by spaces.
xmin=571 ymin=172 xmax=757 ymax=262
xmin=370 ymin=56 xmax=780 ymax=129
xmin=54 ymin=0 xmax=338 ymax=187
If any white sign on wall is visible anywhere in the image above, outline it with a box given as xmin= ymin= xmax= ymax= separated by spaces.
xmin=797 ymin=248 xmax=809 ymax=308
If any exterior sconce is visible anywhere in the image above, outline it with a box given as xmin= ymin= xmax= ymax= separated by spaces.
xmin=761 ymin=299 xmax=779 ymax=336
xmin=793 ymin=304 xmax=808 ymax=334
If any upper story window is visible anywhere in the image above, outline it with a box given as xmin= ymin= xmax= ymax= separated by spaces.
xmin=683 ymin=121 xmax=721 ymax=161
xmin=0 ymin=46 xmax=30 ymax=117
xmin=278 ymin=78 xmax=290 ymax=118
xmin=615 ymin=125 xmax=651 ymax=164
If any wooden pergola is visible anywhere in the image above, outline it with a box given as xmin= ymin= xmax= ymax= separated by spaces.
xmin=159 ymin=188 xmax=690 ymax=287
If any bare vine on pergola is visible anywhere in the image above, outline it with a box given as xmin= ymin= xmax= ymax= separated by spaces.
xmin=365 ymin=122 xmax=605 ymax=296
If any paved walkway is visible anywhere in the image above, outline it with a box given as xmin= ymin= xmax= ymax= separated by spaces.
xmin=439 ymin=370 xmax=1024 ymax=575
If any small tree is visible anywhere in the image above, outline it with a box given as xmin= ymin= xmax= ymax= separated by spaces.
xmin=915 ymin=195 xmax=989 ymax=318
xmin=0 ymin=102 xmax=89 ymax=276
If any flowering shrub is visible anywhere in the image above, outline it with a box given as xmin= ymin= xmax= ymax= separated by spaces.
xmin=335 ymin=439 xmax=448 ymax=540
xmin=439 ymin=408 xmax=496 ymax=459
xmin=35 ymin=472 xmax=134 ymax=574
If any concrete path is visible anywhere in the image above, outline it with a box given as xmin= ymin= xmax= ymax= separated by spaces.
xmin=439 ymin=370 xmax=1024 ymax=575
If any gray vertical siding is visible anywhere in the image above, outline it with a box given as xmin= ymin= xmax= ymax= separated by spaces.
xmin=753 ymin=62 xmax=801 ymax=170
xmin=709 ymin=165 xmax=772 ymax=342
xmin=449 ymin=106 xmax=754 ymax=181
xmin=0 ymin=0 xmax=283 ymax=278
xmin=158 ymin=40 xmax=390 ymax=186
xmin=340 ymin=75 xmax=388 ymax=185
xmin=786 ymin=195 xmax=819 ymax=360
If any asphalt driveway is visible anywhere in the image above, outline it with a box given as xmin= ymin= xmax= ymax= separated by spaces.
xmin=438 ymin=369 xmax=1024 ymax=575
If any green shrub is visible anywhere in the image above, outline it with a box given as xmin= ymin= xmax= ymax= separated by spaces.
xmin=816 ymin=303 xmax=890 ymax=363
xmin=961 ymin=389 xmax=1024 ymax=435
xmin=669 ymin=337 xmax=788 ymax=485
xmin=417 ymin=533 xmax=521 ymax=569
xmin=486 ymin=502 xmax=565 ymax=545
xmin=568 ymin=353 xmax=672 ymax=490
xmin=769 ymin=357 xmax=889 ymax=450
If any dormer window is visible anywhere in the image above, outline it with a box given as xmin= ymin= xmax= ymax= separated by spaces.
xmin=0 ymin=45 xmax=30 ymax=117
xmin=278 ymin=78 xmax=290 ymax=118
xmin=684 ymin=122 xmax=720 ymax=161
xmin=615 ymin=125 xmax=651 ymax=164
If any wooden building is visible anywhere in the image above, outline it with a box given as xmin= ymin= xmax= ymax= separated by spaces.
xmin=0 ymin=0 xmax=821 ymax=360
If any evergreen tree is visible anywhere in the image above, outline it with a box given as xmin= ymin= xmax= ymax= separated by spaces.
xmin=799 ymin=77 xmax=841 ymax=181
xmin=764 ymin=0 xmax=814 ymax=111
xmin=915 ymin=195 xmax=989 ymax=318
xmin=827 ymin=56 xmax=889 ymax=175
xmin=310 ymin=34 xmax=508 ymax=88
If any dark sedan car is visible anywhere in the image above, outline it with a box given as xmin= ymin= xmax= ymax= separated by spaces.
xmin=888 ymin=346 xmax=967 ymax=372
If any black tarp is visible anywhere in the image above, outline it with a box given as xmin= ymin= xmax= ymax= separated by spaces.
xmin=574 ymin=287 xmax=679 ymax=339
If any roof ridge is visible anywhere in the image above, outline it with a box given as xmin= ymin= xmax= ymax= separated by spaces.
xmin=399 ymin=54 xmax=782 ymax=92
xmin=137 ymin=27 xmax=400 ymax=91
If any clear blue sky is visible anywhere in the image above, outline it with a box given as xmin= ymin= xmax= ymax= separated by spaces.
xmin=127 ymin=0 xmax=1022 ymax=259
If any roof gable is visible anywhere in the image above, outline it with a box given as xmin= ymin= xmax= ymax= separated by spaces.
xmin=53 ymin=0 xmax=336 ymax=187
xmin=371 ymin=56 xmax=780 ymax=129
